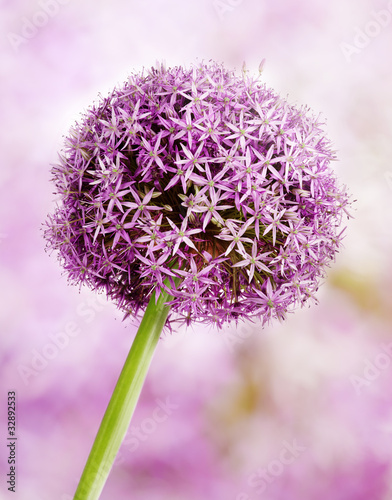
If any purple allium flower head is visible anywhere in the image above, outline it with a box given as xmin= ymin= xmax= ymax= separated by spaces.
xmin=45 ymin=62 xmax=351 ymax=328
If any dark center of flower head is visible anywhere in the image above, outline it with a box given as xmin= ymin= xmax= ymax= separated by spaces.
xmin=45 ymin=62 xmax=351 ymax=327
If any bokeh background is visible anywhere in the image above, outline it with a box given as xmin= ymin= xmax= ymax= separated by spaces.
xmin=1 ymin=0 xmax=392 ymax=499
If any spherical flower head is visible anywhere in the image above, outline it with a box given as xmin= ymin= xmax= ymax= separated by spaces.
xmin=44 ymin=61 xmax=351 ymax=328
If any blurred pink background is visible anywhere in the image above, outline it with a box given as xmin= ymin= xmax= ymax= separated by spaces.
xmin=1 ymin=0 xmax=392 ymax=499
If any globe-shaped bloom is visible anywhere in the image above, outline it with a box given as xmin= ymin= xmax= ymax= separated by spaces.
xmin=45 ymin=62 xmax=350 ymax=328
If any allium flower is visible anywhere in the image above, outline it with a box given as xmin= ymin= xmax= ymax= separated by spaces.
xmin=45 ymin=61 xmax=351 ymax=328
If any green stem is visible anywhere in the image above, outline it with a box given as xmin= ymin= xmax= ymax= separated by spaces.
xmin=73 ymin=284 xmax=176 ymax=500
